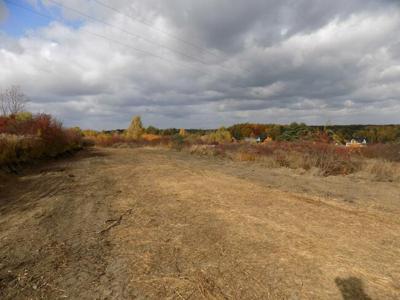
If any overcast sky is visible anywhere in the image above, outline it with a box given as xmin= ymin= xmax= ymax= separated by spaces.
xmin=1 ymin=0 xmax=400 ymax=129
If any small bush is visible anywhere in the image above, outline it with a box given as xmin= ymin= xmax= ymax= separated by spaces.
xmin=360 ymin=144 xmax=400 ymax=162
xmin=301 ymin=143 xmax=359 ymax=176
xmin=201 ymin=127 xmax=232 ymax=144
xmin=170 ymin=134 xmax=185 ymax=150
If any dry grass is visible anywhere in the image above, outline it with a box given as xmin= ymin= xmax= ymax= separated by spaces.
xmin=83 ymin=133 xmax=400 ymax=181
xmin=363 ymin=159 xmax=400 ymax=182
xmin=189 ymin=145 xmax=225 ymax=157
xmin=189 ymin=142 xmax=361 ymax=176
xmin=234 ymin=151 xmax=257 ymax=161
xmin=188 ymin=141 xmax=395 ymax=180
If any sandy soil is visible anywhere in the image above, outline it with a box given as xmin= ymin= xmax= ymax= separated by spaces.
xmin=0 ymin=147 xmax=399 ymax=299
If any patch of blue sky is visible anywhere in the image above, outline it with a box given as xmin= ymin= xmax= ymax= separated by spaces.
xmin=0 ymin=0 xmax=83 ymax=37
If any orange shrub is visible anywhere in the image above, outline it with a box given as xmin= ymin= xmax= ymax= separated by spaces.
xmin=142 ymin=133 xmax=162 ymax=142
xmin=0 ymin=114 xmax=83 ymax=168
xmin=88 ymin=133 xmax=126 ymax=147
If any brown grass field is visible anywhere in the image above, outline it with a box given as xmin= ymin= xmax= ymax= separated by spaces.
xmin=0 ymin=147 xmax=399 ymax=299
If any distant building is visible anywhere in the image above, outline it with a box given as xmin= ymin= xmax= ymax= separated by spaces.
xmin=244 ymin=137 xmax=258 ymax=144
xmin=262 ymin=136 xmax=273 ymax=143
xmin=346 ymin=137 xmax=367 ymax=148
xmin=244 ymin=134 xmax=269 ymax=144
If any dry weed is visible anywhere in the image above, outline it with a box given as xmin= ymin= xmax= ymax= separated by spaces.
xmin=189 ymin=145 xmax=225 ymax=157
xmin=235 ymin=151 xmax=257 ymax=161
xmin=363 ymin=159 xmax=400 ymax=182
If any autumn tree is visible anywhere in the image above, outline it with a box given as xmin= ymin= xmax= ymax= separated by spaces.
xmin=203 ymin=127 xmax=232 ymax=144
xmin=179 ymin=128 xmax=187 ymax=136
xmin=279 ymin=122 xmax=310 ymax=141
xmin=146 ymin=125 xmax=160 ymax=135
xmin=126 ymin=116 xmax=144 ymax=139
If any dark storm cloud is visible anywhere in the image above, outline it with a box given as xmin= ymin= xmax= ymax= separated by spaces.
xmin=144 ymin=0 xmax=400 ymax=51
xmin=1 ymin=0 xmax=400 ymax=129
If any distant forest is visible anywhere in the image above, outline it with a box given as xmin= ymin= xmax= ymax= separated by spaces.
xmin=103 ymin=123 xmax=400 ymax=144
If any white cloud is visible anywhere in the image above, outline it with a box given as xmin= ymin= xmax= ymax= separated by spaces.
xmin=1 ymin=0 xmax=400 ymax=129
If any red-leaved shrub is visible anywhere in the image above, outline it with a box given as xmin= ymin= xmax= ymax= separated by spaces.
xmin=0 ymin=114 xmax=83 ymax=168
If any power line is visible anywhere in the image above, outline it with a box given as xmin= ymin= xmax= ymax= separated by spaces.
xmin=5 ymin=0 xmax=206 ymax=73
xmin=45 ymin=0 xmax=217 ymax=68
xmin=45 ymin=0 xmax=236 ymax=74
xmin=91 ymin=0 xmax=221 ymax=59
xmin=6 ymin=0 xmax=246 ymax=77
xmin=90 ymin=1 xmax=249 ymax=75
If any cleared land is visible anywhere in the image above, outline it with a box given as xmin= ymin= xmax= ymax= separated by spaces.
xmin=0 ymin=147 xmax=399 ymax=299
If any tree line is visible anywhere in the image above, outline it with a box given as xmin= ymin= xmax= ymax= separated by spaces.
xmin=105 ymin=120 xmax=400 ymax=144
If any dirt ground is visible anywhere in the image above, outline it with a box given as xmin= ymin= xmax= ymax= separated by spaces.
xmin=0 ymin=147 xmax=399 ymax=299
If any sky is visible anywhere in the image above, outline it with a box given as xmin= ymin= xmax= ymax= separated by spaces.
xmin=0 ymin=0 xmax=400 ymax=129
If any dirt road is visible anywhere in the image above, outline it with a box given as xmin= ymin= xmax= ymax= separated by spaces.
xmin=1 ymin=147 xmax=399 ymax=299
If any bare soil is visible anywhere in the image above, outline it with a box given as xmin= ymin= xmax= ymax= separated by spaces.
xmin=0 ymin=147 xmax=399 ymax=299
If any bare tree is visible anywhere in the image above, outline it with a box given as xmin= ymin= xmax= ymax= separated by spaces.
xmin=0 ymin=85 xmax=27 ymax=116
xmin=0 ymin=91 xmax=6 ymax=116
